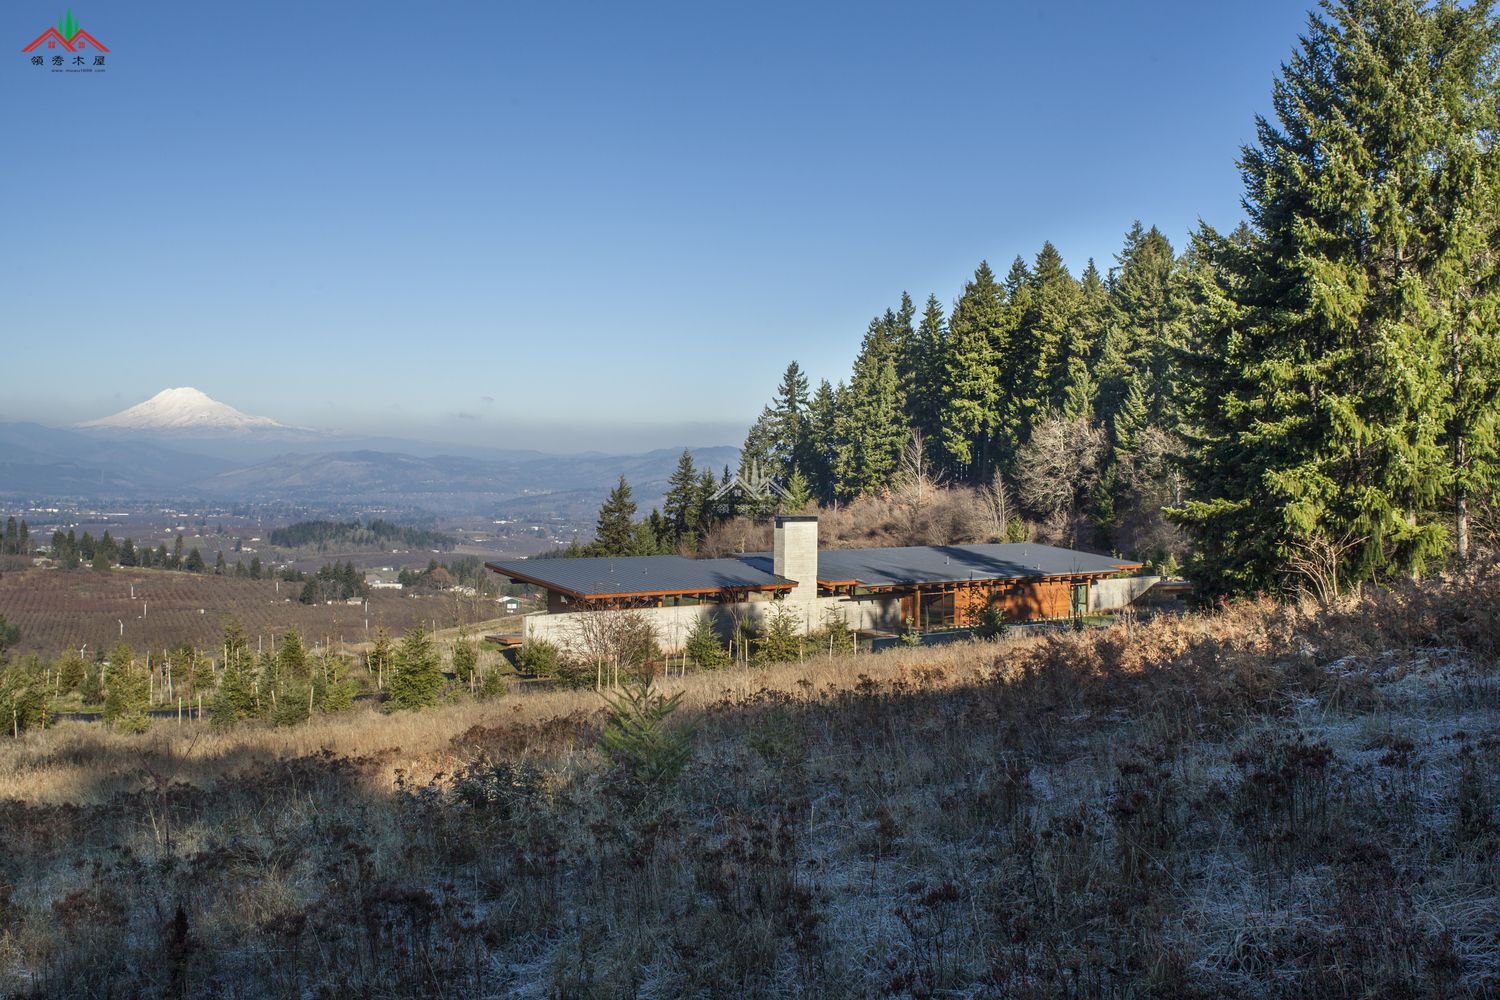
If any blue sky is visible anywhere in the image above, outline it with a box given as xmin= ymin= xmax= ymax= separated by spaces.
xmin=2 ymin=0 xmax=1314 ymax=452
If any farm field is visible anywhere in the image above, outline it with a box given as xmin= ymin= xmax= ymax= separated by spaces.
xmin=0 ymin=567 xmax=509 ymax=656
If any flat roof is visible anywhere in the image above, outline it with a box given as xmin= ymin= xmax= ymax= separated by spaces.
xmin=485 ymin=555 xmax=792 ymax=600
xmin=741 ymin=542 xmax=1140 ymax=588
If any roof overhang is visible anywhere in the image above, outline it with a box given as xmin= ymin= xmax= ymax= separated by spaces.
xmin=484 ymin=561 xmax=794 ymax=602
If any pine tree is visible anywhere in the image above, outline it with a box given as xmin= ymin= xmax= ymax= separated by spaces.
xmin=768 ymin=361 xmax=811 ymax=479
xmin=684 ymin=612 xmax=730 ymax=668
xmin=937 ymin=261 xmax=1009 ymax=479
xmin=804 ymin=379 xmax=840 ymax=505
xmin=277 ymin=628 xmax=308 ymax=683
xmin=452 ymin=629 xmax=479 ymax=688
xmin=1015 ymin=242 xmax=1082 ymax=431
xmin=593 ymin=476 xmax=639 ymax=556
xmin=835 ymin=316 xmax=906 ymax=498
xmin=388 ymin=625 xmax=443 ymax=711
xmin=102 ymin=642 xmax=148 ymax=733
xmin=1176 ymin=0 xmax=1490 ymax=597
xmin=1060 ymin=259 xmax=1109 ymax=421
xmin=905 ymin=294 xmax=948 ymax=449
xmin=213 ymin=621 xmax=257 ymax=728
xmin=663 ymin=450 xmax=700 ymax=544
xmin=888 ymin=292 xmax=919 ymax=419
xmin=369 ymin=627 xmax=394 ymax=689
xmin=184 ymin=547 xmax=204 ymax=573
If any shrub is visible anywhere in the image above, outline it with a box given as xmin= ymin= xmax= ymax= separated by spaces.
xmin=0 ymin=658 xmax=49 ymax=736
xmin=684 ymin=613 xmax=730 ymax=669
xmin=101 ymin=642 xmax=149 ymax=734
xmin=599 ymin=682 xmax=694 ymax=798
xmin=452 ymin=633 xmax=478 ymax=686
xmin=55 ymin=650 xmax=86 ymax=694
xmin=516 ymin=638 xmax=561 ymax=677
xmin=755 ymin=602 xmax=804 ymax=664
xmin=387 ymin=626 xmax=443 ymax=711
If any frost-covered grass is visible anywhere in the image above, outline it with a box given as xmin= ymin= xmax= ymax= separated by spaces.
xmin=0 ymin=569 xmax=1497 ymax=998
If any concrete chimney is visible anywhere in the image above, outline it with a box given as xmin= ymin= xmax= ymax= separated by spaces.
xmin=773 ymin=515 xmax=818 ymax=601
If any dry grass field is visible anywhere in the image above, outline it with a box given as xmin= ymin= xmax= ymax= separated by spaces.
xmin=0 ymin=567 xmax=503 ymax=657
xmin=0 ymin=569 xmax=1497 ymax=997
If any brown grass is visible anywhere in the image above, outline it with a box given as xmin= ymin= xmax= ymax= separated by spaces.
xmin=0 ymin=568 xmax=1497 ymax=997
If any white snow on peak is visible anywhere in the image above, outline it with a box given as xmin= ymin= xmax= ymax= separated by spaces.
xmin=79 ymin=387 xmax=285 ymax=430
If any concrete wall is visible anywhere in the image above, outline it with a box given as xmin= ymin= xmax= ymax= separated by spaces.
xmin=1089 ymin=575 xmax=1162 ymax=611
xmin=520 ymin=592 xmax=904 ymax=655
xmin=773 ymin=515 xmax=819 ymax=601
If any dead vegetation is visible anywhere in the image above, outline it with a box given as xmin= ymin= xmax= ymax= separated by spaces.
xmin=0 ymin=569 xmax=1497 ymax=998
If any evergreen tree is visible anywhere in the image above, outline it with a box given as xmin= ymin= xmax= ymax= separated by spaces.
xmin=213 ymin=620 xmax=257 ymax=728
xmin=388 ymin=625 xmax=443 ymax=711
xmin=835 ymin=316 xmax=905 ymax=498
xmin=452 ymin=629 xmax=479 ymax=688
xmin=695 ymin=468 xmax=721 ymax=537
xmin=937 ymin=261 xmax=1009 ymax=479
xmin=768 ymin=361 xmax=811 ymax=479
xmin=1015 ymin=242 xmax=1082 ymax=431
xmin=369 ymin=627 xmax=394 ymax=689
xmin=102 ymin=642 xmax=149 ymax=733
xmin=804 ymin=379 xmax=840 ymax=505
xmin=593 ymin=476 xmax=639 ymax=556
xmin=663 ymin=450 xmax=701 ymax=544
xmin=684 ymin=612 xmax=730 ymax=668
xmin=1061 ymin=259 xmax=1109 ymax=420
xmin=905 ymin=294 xmax=948 ymax=449
xmin=1176 ymin=0 xmax=1492 ymax=597
xmin=249 ymin=556 xmax=262 ymax=580
xmin=781 ymin=468 xmax=813 ymax=511
xmin=184 ymin=547 xmax=205 ymax=573
xmin=277 ymin=628 xmax=308 ymax=683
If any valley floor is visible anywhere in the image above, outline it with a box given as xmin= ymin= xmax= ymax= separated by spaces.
xmin=0 ymin=571 xmax=1497 ymax=998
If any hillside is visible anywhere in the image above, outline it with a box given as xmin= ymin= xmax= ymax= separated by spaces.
xmin=0 ymin=570 xmax=1495 ymax=997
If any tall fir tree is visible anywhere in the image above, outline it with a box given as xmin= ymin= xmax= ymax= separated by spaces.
xmin=593 ymin=476 xmax=639 ymax=555
xmin=835 ymin=316 xmax=905 ymax=498
xmin=1176 ymin=0 xmax=1492 ymax=597
xmin=936 ymin=261 xmax=1008 ymax=480
xmin=804 ymin=379 xmax=841 ymax=505
xmin=1015 ymin=242 xmax=1082 ymax=432
xmin=662 ymin=450 xmax=701 ymax=545
xmin=767 ymin=361 xmax=811 ymax=479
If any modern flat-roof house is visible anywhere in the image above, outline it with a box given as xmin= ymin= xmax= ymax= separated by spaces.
xmin=486 ymin=516 xmax=1141 ymax=652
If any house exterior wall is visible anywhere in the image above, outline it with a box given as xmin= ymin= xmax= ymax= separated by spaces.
xmin=1090 ymin=575 xmax=1162 ymax=611
xmin=519 ymin=592 xmax=903 ymax=655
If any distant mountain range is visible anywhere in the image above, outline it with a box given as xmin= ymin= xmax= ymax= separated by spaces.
xmin=0 ymin=389 xmax=737 ymax=520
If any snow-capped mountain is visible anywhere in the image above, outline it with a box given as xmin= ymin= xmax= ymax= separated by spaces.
xmin=79 ymin=388 xmax=286 ymax=431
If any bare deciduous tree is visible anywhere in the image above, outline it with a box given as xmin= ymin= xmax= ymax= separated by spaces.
xmin=566 ymin=605 xmax=660 ymax=690
xmin=977 ymin=470 xmax=1017 ymax=542
xmin=1015 ymin=413 xmax=1107 ymax=547
xmin=1284 ymin=528 xmax=1368 ymax=604
xmin=891 ymin=430 xmax=943 ymax=544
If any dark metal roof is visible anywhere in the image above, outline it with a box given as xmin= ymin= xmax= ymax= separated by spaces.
xmin=740 ymin=542 xmax=1139 ymax=588
xmin=484 ymin=556 xmax=791 ymax=599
